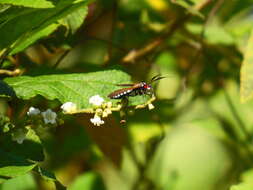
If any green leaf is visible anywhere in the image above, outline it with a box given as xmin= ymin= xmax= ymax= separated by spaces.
xmin=0 ymin=80 xmax=16 ymax=98
xmin=0 ymin=0 xmax=54 ymax=8
xmin=4 ymin=70 xmax=151 ymax=111
xmin=0 ymin=0 xmax=91 ymax=54
xmin=0 ymin=149 xmax=37 ymax=182
xmin=0 ymin=173 xmax=37 ymax=189
xmin=68 ymin=172 xmax=105 ymax=190
xmin=0 ymin=127 xmax=44 ymax=182
xmin=0 ymin=127 xmax=44 ymax=162
xmin=10 ymin=23 xmax=59 ymax=55
xmin=240 ymin=29 xmax=253 ymax=102
xmin=230 ymin=184 xmax=253 ymax=190
xmin=60 ymin=4 xmax=88 ymax=34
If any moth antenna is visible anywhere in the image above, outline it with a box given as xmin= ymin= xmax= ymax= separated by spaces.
xmin=151 ymin=74 xmax=162 ymax=82
xmin=150 ymin=75 xmax=167 ymax=83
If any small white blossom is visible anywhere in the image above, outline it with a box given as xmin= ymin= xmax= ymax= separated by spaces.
xmin=41 ymin=109 xmax=57 ymax=124
xmin=12 ymin=128 xmax=27 ymax=144
xmin=89 ymin=95 xmax=104 ymax=106
xmin=90 ymin=115 xmax=105 ymax=126
xmin=27 ymin=107 xmax=40 ymax=116
xmin=61 ymin=102 xmax=77 ymax=113
xmin=148 ymin=103 xmax=155 ymax=110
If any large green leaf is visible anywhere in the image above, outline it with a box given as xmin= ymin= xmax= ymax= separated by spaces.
xmin=60 ymin=4 xmax=88 ymax=34
xmin=240 ymin=29 xmax=253 ymax=103
xmin=0 ymin=127 xmax=43 ymax=183
xmin=0 ymin=173 xmax=37 ymax=189
xmin=4 ymin=70 xmax=151 ymax=111
xmin=0 ymin=128 xmax=44 ymax=161
xmin=10 ymin=23 xmax=59 ymax=55
xmin=0 ymin=0 xmax=91 ymax=54
xmin=0 ymin=0 xmax=54 ymax=8
xmin=0 ymin=149 xmax=37 ymax=183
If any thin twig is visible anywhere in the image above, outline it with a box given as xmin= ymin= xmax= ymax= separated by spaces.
xmin=121 ymin=0 xmax=213 ymax=64
xmin=0 ymin=49 xmax=10 ymax=67
xmin=0 ymin=68 xmax=21 ymax=76
xmin=185 ymin=0 xmax=224 ymax=82
xmin=108 ymin=2 xmax=118 ymax=61
xmin=64 ymin=96 xmax=156 ymax=114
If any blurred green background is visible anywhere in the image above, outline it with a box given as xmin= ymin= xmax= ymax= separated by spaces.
xmin=1 ymin=0 xmax=253 ymax=190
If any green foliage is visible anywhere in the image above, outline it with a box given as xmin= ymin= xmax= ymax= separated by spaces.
xmin=4 ymin=70 xmax=152 ymax=111
xmin=4 ymin=70 xmax=151 ymax=110
xmin=68 ymin=172 xmax=105 ymax=190
xmin=0 ymin=0 xmax=54 ymax=8
xmin=60 ymin=5 xmax=88 ymax=34
xmin=230 ymin=169 xmax=253 ymax=190
xmin=0 ymin=127 xmax=44 ymax=182
xmin=0 ymin=173 xmax=37 ymax=189
xmin=231 ymin=184 xmax=253 ymax=190
xmin=148 ymin=125 xmax=233 ymax=190
xmin=0 ymin=149 xmax=37 ymax=183
xmin=1 ymin=0 xmax=253 ymax=189
xmin=0 ymin=0 xmax=91 ymax=55
xmin=240 ymin=29 xmax=253 ymax=103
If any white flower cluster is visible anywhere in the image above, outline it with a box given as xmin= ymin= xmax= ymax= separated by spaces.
xmin=27 ymin=107 xmax=57 ymax=124
xmin=90 ymin=115 xmax=104 ymax=126
xmin=88 ymin=95 xmax=113 ymax=126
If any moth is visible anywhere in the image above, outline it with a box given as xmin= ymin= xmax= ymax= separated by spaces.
xmin=108 ymin=75 xmax=165 ymax=99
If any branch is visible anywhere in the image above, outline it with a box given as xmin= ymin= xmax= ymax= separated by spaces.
xmin=0 ymin=69 xmax=21 ymax=76
xmin=121 ymin=0 xmax=213 ymax=64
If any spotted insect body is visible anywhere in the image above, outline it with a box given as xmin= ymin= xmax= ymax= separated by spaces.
xmin=108 ymin=75 xmax=165 ymax=99
xmin=108 ymin=81 xmax=154 ymax=99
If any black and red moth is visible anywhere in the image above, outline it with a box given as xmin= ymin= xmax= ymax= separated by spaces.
xmin=108 ymin=75 xmax=165 ymax=99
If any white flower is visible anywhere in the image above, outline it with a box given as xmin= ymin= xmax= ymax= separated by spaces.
xmin=90 ymin=115 xmax=105 ymax=126
xmin=89 ymin=95 xmax=104 ymax=106
xmin=148 ymin=103 xmax=155 ymax=110
xmin=12 ymin=128 xmax=27 ymax=144
xmin=41 ymin=109 xmax=57 ymax=124
xmin=61 ymin=102 xmax=77 ymax=113
xmin=27 ymin=107 xmax=40 ymax=116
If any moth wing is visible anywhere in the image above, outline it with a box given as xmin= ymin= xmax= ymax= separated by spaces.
xmin=108 ymin=87 xmax=133 ymax=98
xmin=116 ymin=84 xmax=134 ymax=87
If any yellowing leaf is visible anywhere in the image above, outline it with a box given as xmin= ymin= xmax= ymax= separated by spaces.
xmin=145 ymin=0 xmax=168 ymax=11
